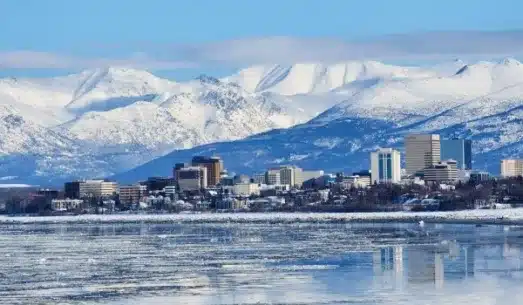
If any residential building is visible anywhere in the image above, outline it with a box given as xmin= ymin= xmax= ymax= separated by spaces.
xmin=64 ymin=181 xmax=82 ymax=199
xmin=501 ymin=159 xmax=523 ymax=178
xmin=265 ymin=169 xmax=281 ymax=185
xmin=405 ymin=134 xmax=441 ymax=175
xmin=232 ymin=183 xmax=261 ymax=196
xmin=119 ymin=184 xmax=147 ymax=205
xmin=191 ymin=156 xmax=223 ymax=186
xmin=178 ymin=166 xmax=207 ymax=191
xmin=51 ymin=199 xmax=83 ymax=211
xmin=423 ymin=160 xmax=458 ymax=183
xmin=441 ymin=139 xmax=472 ymax=170
xmin=370 ymin=148 xmax=401 ymax=184
xmin=79 ymin=180 xmax=118 ymax=198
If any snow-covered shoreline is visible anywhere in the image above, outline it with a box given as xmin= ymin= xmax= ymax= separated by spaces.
xmin=2 ymin=209 xmax=523 ymax=225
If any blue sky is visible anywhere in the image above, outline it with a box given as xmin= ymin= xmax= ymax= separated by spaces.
xmin=1 ymin=0 xmax=523 ymax=79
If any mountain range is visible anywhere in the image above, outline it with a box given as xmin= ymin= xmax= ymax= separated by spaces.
xmin=1 ymin=59 xmax=522 ymax=185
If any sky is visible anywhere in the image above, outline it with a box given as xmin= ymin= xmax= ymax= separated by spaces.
xmin=1 ymin=0 xmax=523 ymax=80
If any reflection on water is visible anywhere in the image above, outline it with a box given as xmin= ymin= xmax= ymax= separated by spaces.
xmin=0 ymin=222 xmax=523 ymax=304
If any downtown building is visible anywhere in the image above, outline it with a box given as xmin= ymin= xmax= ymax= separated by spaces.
xmin=191 ymin=156 xmax=223 ymax=187
xmin=405 ymin=134 xmax=441 ymax=176
xmin=64 ymin=180 xmax=118 ymax=199
xmin=423 ymin=160 xmax=458 ymax=183
xmin=500 ymin=159 xmax=523 ymax=178
xmin=177 ymin=166 xmax=207 ymax=191
xmin=441 ymin=139 xmax=472 ymax=170
xmin=119 ymin=184 xmax=147 ymax=205
xmin=370 ymin=148 xmax=401 ymax=184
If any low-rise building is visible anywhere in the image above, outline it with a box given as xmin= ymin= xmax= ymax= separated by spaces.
xmin=51 ymin=199 xmax=83 ymax=211
xmin=501 ymin=159 xmax=523 ymax=178
xmin=232 ymin=183 xmax=260 ymax=196
xmin=119 ymin=184 xmax=147 ymax=205
xmin=423 ymin=160 xmax=458 ymax=183
xmin=80 ymin=180 xmax=118 ymax=198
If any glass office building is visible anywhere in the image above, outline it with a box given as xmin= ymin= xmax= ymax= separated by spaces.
xmin=440 ymin=139 xmax=472 ymax=170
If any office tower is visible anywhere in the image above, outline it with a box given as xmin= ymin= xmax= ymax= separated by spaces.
xmin=441 ymin=139 xmax=472 ymax=170
xmin=191 ymin=156 xmax=223 ymax=186
xmin=501 ymin=159 xmax=523 ymax=177
xmin=265 ymin=169 xmax=281 ymax=185
xmin=64 ymin=181 xmax=82 ymax=199
xmin=280 ymin=166 xmax=301 ymax=187
xmin=405 ymin=134 xmax=441 ymax=175
xmin=370 ymin=148 xmax=401 ymax=184
xmin=177 ymin=167 xmax=207 ymax=191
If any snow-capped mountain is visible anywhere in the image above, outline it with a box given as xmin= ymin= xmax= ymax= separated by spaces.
xmin=0 ymin=67 xmax=319 ymax=184
xmin=3 ymin=58 xmax=523 ymax=184
xmin=116 ymin=58 xmax=523 ymax=183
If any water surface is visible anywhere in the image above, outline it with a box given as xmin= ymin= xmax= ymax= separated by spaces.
xmin=1 ymin=222 xmax=522 ymax=304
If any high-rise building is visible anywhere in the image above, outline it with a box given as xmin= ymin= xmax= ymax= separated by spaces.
xmin=191 ymin=156 xmax=223 ymax=186
xmin=177 ymin=166 xmax=207 ymax=191
xmin=501 ymin=159 xmax=523 ymax=177
xmin=405 ymin=134 xmax=441 ymax=175
xmin=252 ymin=173 xmax=266 ymax=184
xmin=279 ymin=166 xmax=296 ymax=186
xmin=441 ymin=139 xmax=472 ymax=170
xmin=423 ymin=160 xmax=458 ymax=182
xmin=370 ymin=148 xmax=401 ymax=184
xmin=265 ymin=169 xmax=281 ymax=185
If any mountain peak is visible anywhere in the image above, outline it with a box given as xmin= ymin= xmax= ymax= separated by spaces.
xmin=196 ymin=74 xmax=221 ymax=85
xmin=499 ymin=58 xmax=522 ymax=66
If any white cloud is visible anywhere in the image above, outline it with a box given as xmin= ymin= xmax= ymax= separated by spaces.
xmin=2 ymin=30 xmax=523 ymax=69
xmin=0 ymin=51 xmax=195 ymax=70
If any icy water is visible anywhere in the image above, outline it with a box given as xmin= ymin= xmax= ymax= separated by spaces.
xmin=1 ymin=222 xmax=523 ymax=304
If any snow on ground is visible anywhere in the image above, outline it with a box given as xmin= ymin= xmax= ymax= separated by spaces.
xmin=2 ymin=210 xmax=523 ymax=224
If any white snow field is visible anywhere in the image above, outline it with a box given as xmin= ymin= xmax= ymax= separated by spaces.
xmin=2 ymin=209 xmax=523 ymax=224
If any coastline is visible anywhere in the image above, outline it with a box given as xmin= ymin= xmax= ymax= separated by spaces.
xmin=2 ymin=209 xmax=523 ymax=225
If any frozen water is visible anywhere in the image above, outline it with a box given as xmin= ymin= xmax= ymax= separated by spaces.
xmin=0 ymin=221 xmax=523 ymax=304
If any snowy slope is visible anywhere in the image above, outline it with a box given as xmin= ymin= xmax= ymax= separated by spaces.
xmin=223 ymin=61 xmax=435 ymax=95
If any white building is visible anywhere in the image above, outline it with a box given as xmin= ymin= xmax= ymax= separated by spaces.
xmin=423 ymin=160 xmax=458 ymax=183
xmin=232 ymin=183 xmax=260 ymax=196
xmin=51 ymin=199 xmax=83 ymax=211
xmin=405 ymin=134 xmax=441 ymax=175
xmin=370 ymin=148 xmax=401 ymax=184
xmin=79 ymin=180 xmax=118 ymax=198
xmin=178 ymin=166 xmax=207 ymax=191
xmin=341 ymin=175 xmax=371 ymax=188
xmin=298 ymin=170 xmax=325 ymax=186
xmin=501 ymin=159 xmax=523 ymax=178
xmin=265 ymin=169 xmax=281 ymax=185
